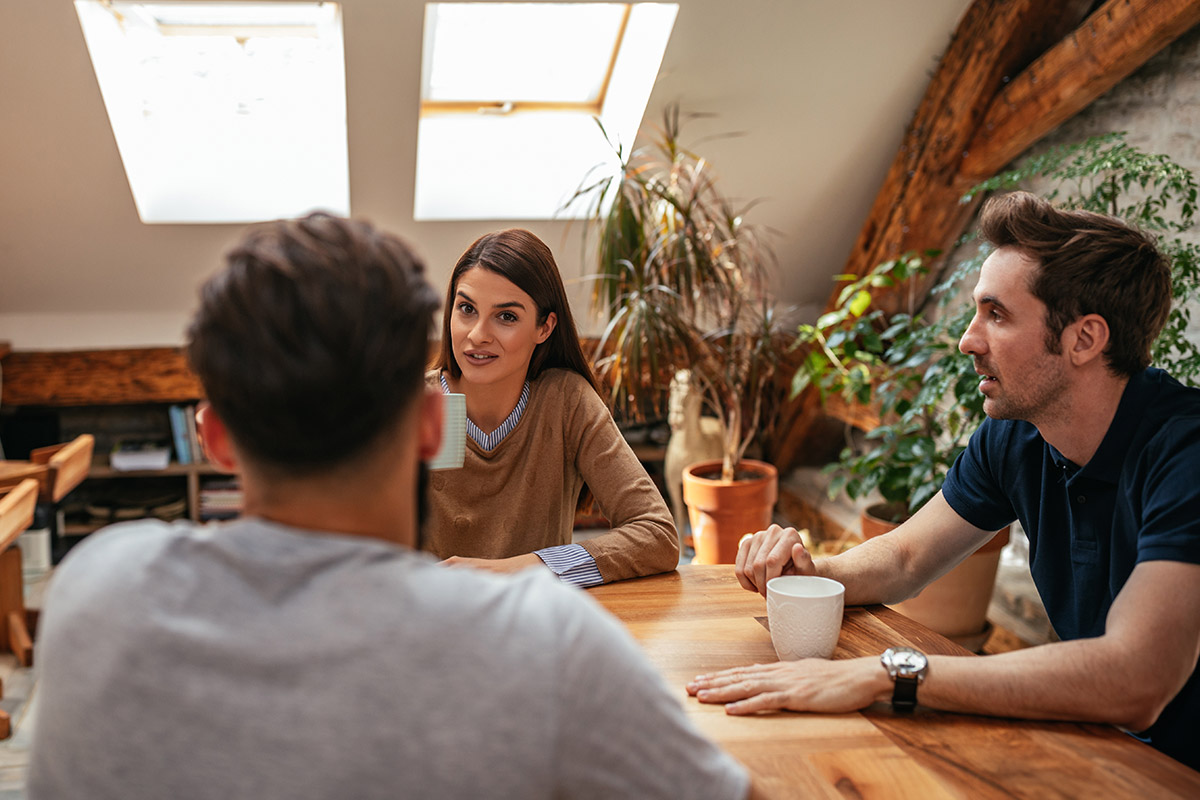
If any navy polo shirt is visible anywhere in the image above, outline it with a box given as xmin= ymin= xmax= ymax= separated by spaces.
xmin=942 ymin=367 xmax=1200 ymax=769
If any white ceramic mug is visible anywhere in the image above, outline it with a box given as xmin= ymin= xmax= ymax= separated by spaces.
xmin=427 ymin=392 xmax=466 ymax=470
xmin=766 ymin=575 xmax=845 ymax=660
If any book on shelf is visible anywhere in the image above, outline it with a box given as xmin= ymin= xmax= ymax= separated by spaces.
xmin=184 ymin=403 xmax=203 ymax=463
xmin=110 ymin=439 xmax=172 ymax=472
xmin=168 ymin=404 xmax=192 ymax=465
xmin=199 ymin=476 xmax=244 ymax=521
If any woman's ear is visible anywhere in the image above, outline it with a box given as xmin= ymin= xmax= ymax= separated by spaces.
xmin=195 ymin=402 xmax=239 ymax=473
xmin=536 ymin=311 xmax=558 ymax=345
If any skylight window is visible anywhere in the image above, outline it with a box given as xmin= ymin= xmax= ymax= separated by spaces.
xmin=415 ymin=3 xmax=677 ymax=221
xmin=423 ymin=4 xmax=626 ymax=107
xmin=75 ymin=1 xmax=348 ymax=224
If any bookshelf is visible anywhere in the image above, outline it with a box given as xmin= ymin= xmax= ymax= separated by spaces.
xmin=62 ymin=460 xmax=233 ymax=535
xmin=0 ymin=347 xmax=242 ymax=544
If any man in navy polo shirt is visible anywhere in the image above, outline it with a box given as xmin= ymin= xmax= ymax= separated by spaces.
xmin=689 ymin=191 xmax=1200 ymax=770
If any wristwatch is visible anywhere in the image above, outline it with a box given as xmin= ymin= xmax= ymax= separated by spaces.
xmin=880 ymin=646 xmax=929 ymax=713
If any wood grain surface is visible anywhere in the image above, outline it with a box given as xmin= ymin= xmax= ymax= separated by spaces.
xmin=591 ymin=566 xmax=1200 ymax=799
xmin=0 ymin=348 xmax=203 ymax=407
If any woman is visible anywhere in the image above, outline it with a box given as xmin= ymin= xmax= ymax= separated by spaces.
xmin=426 ymin=229 xmax=678 ymax=586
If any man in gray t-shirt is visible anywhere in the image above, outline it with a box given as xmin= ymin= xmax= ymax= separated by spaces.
xmin=27 ymin=215 xmax=751 ymax=799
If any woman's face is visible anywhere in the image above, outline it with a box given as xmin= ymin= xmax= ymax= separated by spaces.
xmin=450 ymin=266 xmax=557 ymax=389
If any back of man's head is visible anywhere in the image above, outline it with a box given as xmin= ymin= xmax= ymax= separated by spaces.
xmin=979 ymin=191 xmax=1171 ymax=376
xmin=186 ymin=213 xmax=439 ymax=474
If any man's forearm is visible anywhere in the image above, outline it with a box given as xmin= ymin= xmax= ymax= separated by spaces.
xmin=919 ymin=641 xmax=1170 ymax=732
xmin=817 ymin=493 xmax=998 ymax=607
xmin=814 ymin=535 xmax=927 ymax=606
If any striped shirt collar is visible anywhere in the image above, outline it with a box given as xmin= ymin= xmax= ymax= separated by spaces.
xmin=440 ymin=372 xmax=531 ymax=452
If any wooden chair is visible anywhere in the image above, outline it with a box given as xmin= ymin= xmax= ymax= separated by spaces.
xmin=0 ymin=434 xmax=94 ymax=664
xmin=0 ymin=478 xmax=38 ymax=739
xmin=0 ymin=433 xmax=95 ymax=526
xmin=0 ymin=436 xmax=94 ymax=740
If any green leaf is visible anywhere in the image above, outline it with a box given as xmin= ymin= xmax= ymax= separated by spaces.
xmin=848 ymin=289 xmax=872 ymax=317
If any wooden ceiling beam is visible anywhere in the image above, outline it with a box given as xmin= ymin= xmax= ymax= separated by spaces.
xmin=961 ymin=0 xmax=1200 ymax=181
xmin=833 ymin=0 xmax=1095 ymax=315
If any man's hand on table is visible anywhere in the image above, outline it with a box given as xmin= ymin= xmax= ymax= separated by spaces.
xmin=736 ymin=524 xmax=818 ymax=597
xmin=440 ymin=553 xmax=545 ymax=574
xmin=687 ymin=658 xmax=890 ymax=715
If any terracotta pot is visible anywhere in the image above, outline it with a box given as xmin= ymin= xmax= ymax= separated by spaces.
xmin=682 ymin=459 xmax=778 ymax=565
xmin=861 ymin=502 xmax=1008 ymax=647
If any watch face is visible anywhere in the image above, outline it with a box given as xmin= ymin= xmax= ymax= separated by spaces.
xmin=884 ymin=647 xmax=928 ymax=677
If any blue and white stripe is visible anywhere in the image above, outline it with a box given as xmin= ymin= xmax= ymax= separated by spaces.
xmin=534 ymin=543 xmax=605 ymax=588
xmin=440 ymin=374 xmax=530 ymax=451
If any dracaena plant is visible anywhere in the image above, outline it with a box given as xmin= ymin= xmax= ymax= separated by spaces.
xmin=793 ymin=132 xmax=1200 ymax=522
xmin=566 ymin=105 xmax=789 ymax=482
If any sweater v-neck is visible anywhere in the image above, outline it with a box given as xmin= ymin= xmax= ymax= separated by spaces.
xmin=440 ymin=372 xmax=530 ymax=453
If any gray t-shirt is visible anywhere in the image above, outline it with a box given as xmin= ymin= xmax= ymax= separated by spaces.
xmin=28 ymin=517 xmax=748 ymax=799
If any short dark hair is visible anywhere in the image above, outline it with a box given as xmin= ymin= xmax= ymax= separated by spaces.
xmin=435 ymin=229 xmax=599 ymax=393
xmin=187 ymin=213 xmax=440 ymax=473
xmin=979 ymin=191 xmax=1171 ymax=376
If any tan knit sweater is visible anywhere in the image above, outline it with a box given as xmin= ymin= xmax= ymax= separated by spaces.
xmin=423 ymin=369 xmax=678 ymax=583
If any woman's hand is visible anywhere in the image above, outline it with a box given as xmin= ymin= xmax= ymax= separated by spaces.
xmin=735 ymin=524 xmax=817 ymax=597
xmin=439 ymin=553 xmax=546 ymax=574
xmin=686 ymin=658 xmax=891 ymax=715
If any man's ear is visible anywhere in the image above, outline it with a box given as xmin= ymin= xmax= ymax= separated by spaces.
xmin=195 ymin=402 xmax=239 ymax=473
xmin=418 ymin=389 xmax=444 ymax=462
xmin=1065 ymin=313 xmax=1110 ymax=366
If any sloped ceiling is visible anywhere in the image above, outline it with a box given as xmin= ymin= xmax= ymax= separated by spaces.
xmin=0 ymin=0 xmax=971 ymax=349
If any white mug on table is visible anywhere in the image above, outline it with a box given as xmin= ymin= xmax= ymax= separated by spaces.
xmin=766 ymin=575 xmax=845 ymax=660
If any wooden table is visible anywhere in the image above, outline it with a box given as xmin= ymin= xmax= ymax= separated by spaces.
xmin=590 ymin=565 xmax=1200 ymax=799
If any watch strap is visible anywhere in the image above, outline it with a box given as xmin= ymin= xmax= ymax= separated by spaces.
xmin=892 ymin=675 xmax=918 ymax=713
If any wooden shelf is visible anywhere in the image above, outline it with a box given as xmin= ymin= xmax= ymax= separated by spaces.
xmin=62 ymin=522 xmax=104 ymax=537
xmin=74 ymin=461 xmax=237 ymax=529
xmin=87 ymin=462 xmax=225 ymax=479
xmin=0 ymin=348 xmax=202 ymax=407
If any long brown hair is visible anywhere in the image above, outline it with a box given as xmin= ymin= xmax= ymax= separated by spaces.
xmin=435 ymin=229 xmax=599 ymax=393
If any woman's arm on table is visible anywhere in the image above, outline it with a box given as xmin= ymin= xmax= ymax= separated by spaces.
xmin=571 ymin=386 xmax=679 ymax=583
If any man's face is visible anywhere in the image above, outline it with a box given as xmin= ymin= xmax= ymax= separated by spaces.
xmin=958 ymin=247 xmax=1070 ymax=424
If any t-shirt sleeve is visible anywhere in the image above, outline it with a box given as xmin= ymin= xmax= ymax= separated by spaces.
xmin=551 ymin=588 xmax=749 ymax=800
xmin=940 ymin=418 xmax=1019 ymax=533
xmin=1136 ymin=418 xmax=1200 ymax=565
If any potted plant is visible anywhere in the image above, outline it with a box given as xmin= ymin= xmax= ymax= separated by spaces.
xmin=568 ymin=106 xmax=791 ymax=563
xmin=792 ymin=133 xmax=1200 ymax=642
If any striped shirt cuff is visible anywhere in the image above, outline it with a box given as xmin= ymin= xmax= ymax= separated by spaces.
xmin=535 ymin=543 xmax=604 ymax=588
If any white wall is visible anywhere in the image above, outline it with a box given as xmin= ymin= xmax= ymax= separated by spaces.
xmin=0 ymin=0 xmax=974 ymax=349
